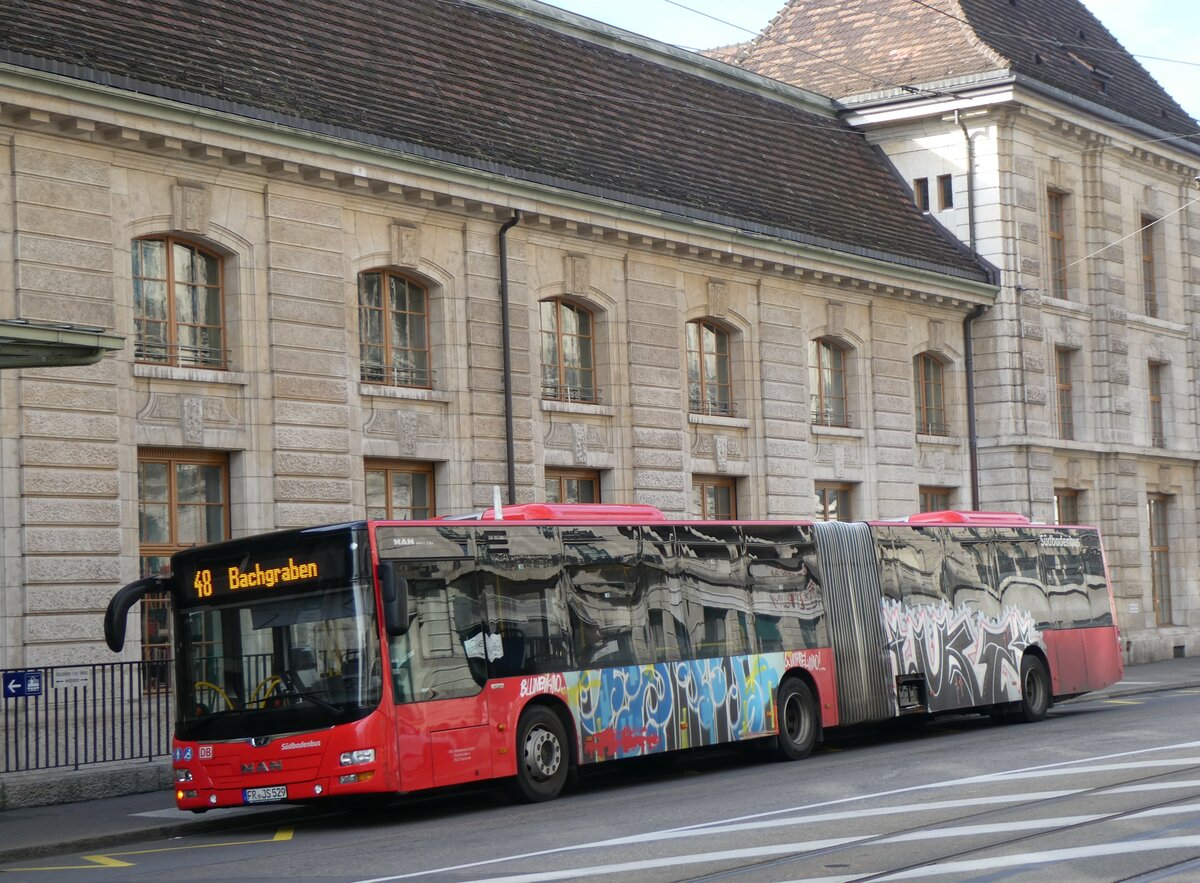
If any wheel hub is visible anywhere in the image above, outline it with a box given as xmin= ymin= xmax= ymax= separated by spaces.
xmin=784 ymin=695 xmax=808 ymax=741
xmin=524 ymin=726 xmax=560 ymax=780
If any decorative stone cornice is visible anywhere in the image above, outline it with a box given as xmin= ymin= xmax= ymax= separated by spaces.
xmin=0 ymin=70 xmax=997 ymax=310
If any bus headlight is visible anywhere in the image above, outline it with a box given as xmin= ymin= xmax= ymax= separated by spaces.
xmin=339 ymin=749 xmax=375 ymax=766
xmin=175 ymin=768 xmax=193 ymax=783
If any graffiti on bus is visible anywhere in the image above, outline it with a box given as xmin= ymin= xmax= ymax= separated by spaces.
xmin=881 ymin=598 xmax=1040 ymax=709
xmin=568 ymin=655 xmax=786 ymax=762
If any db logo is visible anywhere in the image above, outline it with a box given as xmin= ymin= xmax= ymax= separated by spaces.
xmin=199 ymin=746 xmax=213 ymax=759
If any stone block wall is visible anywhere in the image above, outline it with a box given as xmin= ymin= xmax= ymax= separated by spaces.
xmin=0 ymin=113 xmax=981 ymax=667
xmin=867 ymin=101 xmax=1200 ymax=662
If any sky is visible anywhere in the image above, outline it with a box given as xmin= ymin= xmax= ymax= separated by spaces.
xmin=542 ymin=0 xmax=1200 ymax=122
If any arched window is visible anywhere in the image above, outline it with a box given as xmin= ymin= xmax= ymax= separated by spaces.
xmin=810 ymin=338 xmax=848 ymax=427
xmin=358 ymin=270 xmax=431 ymax=388
xmin=541 ymin=298 xmax=595 ymax=403
xmin=914 ymin=352 xmax=948 ymax=436
xmin=687 ymin=320 xmax=732 ymax=416
xmin=132 ymin=237 xmax=225 ymax=368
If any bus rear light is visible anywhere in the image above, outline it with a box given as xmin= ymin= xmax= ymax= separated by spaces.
xmin=340 ymin=748 xmax=376 ymax=766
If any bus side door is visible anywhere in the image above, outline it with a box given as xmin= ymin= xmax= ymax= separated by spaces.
xmin=379 ymin=528 xmax=494 ymax=790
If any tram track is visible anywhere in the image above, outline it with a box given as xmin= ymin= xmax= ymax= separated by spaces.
xmin=674 ymin=758 xmax=1200 ymax=883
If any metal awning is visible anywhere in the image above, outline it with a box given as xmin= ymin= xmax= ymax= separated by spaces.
xmin=0 ymin=318 xmax=124 ymax=369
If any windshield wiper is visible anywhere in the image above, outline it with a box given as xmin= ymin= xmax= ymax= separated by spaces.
xmin=285 ymin=690 xmax=342 ymax=713
xmin=277 ymin=673 xmax=342 ymax=713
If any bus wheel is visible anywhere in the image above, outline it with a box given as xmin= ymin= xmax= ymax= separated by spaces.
xmin=1017 ymin=655 xmax=1051 ymax=723
xmin=509 ymin=706 xmax=569 ymax=802
xmin=775 ymin=678 xmax=817 ymax=761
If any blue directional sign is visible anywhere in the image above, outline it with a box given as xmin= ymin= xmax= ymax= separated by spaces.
xmin=3 ymin=669 xmax=43 ymax=699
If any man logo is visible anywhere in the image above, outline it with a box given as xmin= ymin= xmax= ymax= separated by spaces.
xmin=241 ymin=760 xmax=283 ymax=774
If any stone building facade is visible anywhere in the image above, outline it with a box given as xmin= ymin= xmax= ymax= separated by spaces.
xmin=0 ymin=0 xmax=994 ymax=666
xmin=725 ymin=0 xmax=1200 ymax=661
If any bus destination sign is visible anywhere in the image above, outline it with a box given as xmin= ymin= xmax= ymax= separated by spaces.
xmin=171 ymin=528 xmax=360 ymax=607
xmin=191 ymin=558 xmax=320 ymax=600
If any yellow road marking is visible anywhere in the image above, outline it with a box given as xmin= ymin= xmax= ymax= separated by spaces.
xmin=3 ymin=827 xmax=294 ymax=872
xmin=1103 ymin=699 xmax=1142 ymax=705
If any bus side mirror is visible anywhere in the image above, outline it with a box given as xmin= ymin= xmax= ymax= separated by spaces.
xmin=379 ymin=561 xmax=409 ymax=636
xmin=104 ymin=576 xmax=166 ymax=652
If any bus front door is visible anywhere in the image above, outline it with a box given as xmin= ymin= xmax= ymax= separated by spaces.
xmin=386 ymin=555 xmax=493 ymax=790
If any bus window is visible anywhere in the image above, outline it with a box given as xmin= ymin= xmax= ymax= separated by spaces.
xmin=562 ymin=525 xmax=642 ymax=668
xmin=942 ymin=529 xmax=998 ymax=618
xmin=1081 ymin=533 xmax=1115 ymax=627
xmin=388 ymin=558 xmax=485 ymax=703
xmin=478 ymin=526 xmax=573 ymax=676
xmin=677 ymin=525 xmax=748 ymax=659
xmin=176 ymin=581 xmax=383 ymax=740
xmin=641 ymin=525 xmax=690 ymax=661
xmin=995 ymin=535 xmax=1050 ymax=626
xmin=744 ymin=524 xmax=825 ymax=652
xmin=1040 ymin=530 xmax=1101 ymax=627
xmin=876 ymin=526 xmax=943 ymax=607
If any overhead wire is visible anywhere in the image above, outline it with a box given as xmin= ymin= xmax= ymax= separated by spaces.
xmin=1015 ymin=192 xmax=1200 ymax=297
xmin=431 ymin=0 xmax=1200 ymax=154
xmin=668 ymin=0 xmax=1200 ymax=77
xmin=903 ymin=0 xmax=1200 ymax=71
xmin=903 ymin=0 xmax=1200 ymax=149
xmin=659 ymin=0 xmax=951 ymax=97
xmin=651 ymin=0 xmax=1200 ymax=151
xmin=641 ymin=0 xmax=1200 ymax=292
xmin=1064 ymin=193 xmax=1200 ymax=273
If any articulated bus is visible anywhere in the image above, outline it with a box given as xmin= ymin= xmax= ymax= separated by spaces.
xmin=104 ymin=504 xmax=1123 ymax=810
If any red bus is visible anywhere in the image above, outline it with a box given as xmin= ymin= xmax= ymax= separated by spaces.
xmin=103 ymin=504 xmax=1123 ymax=810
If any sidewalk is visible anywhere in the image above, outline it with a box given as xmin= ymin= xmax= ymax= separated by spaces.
xmin=1068 ymin=653 xmax=1200 ymax=702
xmin=0 ymin=790 xmax=312 ymax=865
xmin=1 ymin=656 xmax=1198 ymax=865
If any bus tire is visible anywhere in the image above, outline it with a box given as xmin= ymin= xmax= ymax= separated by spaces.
xmin=508 ymin=705 xmax=569 ymax=802
xmin=1017 ymin=655 xmax=1051 ymax=723
xmin=775 ymin=677 xmax=818 ymax=761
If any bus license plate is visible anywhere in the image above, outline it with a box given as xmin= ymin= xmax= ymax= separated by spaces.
xmin=243 ymin=786 xmax=287 ymax=804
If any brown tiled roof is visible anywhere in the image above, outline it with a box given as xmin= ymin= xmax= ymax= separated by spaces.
xmin=0 ymin=0 xmax=988 ymax=281
xmin=700 ymin=42 xmax=752 ymax=65
xmin=960 ymin=0 xmax=1198 ymax=139
xmin=734 ymin=0 xmax=999 ymax=98
xmin=736 ymin=0 xmax=1198 ymax=144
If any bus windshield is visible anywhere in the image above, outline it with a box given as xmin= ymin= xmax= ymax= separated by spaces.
xmin=175 ymin=581 xmax=382 ymax=741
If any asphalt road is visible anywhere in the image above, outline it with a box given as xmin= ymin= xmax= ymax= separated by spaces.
xmin=4 ymin=688 xmax=1199 ymax=882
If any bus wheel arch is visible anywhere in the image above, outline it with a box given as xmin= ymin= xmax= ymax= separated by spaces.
xmin=774 ymin=672 xmax=820 ymax=761
xmin=1016 ymin=650 xmax=1052 ymax=723
xmin=506 ymin=698 xmax=575 ymax=802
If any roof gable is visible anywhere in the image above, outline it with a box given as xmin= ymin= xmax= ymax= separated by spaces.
xmin=0 ymin=0 xmax=986 ymax=280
